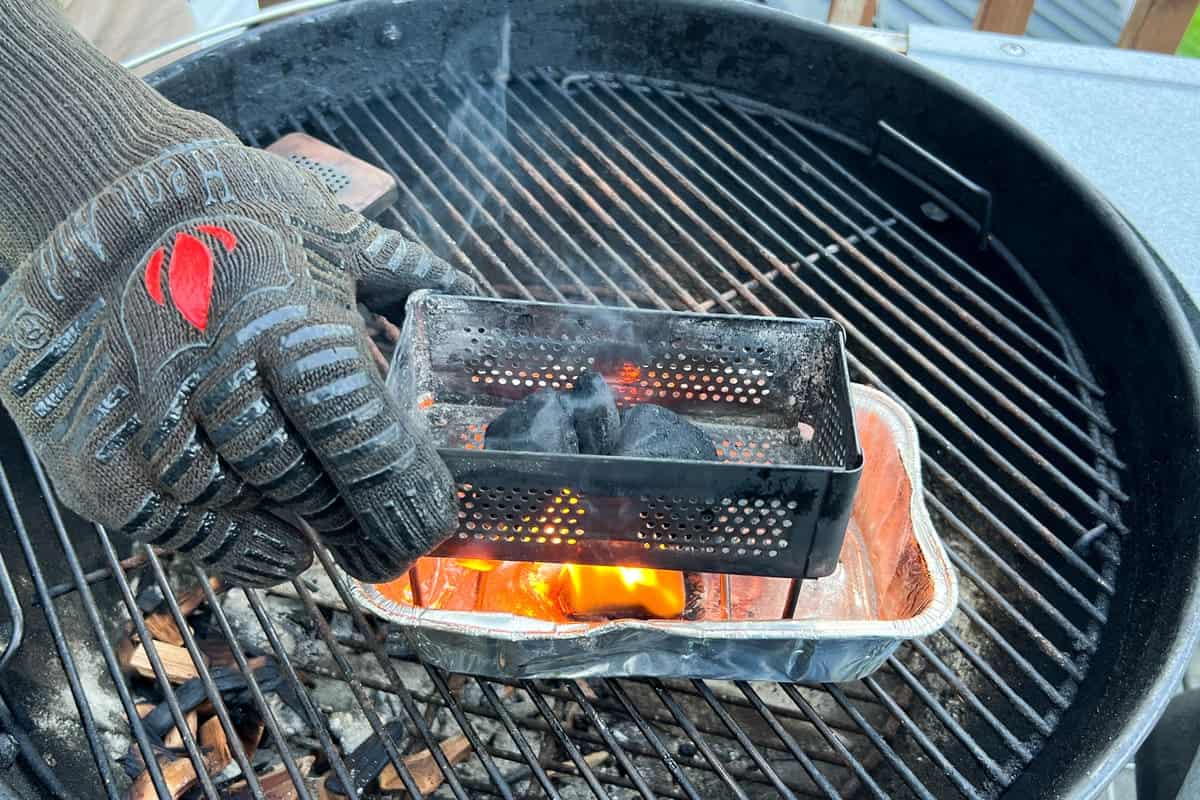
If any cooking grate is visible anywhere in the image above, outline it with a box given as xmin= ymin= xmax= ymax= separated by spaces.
xmin=1 ymin=69 xmax=1122 ymax=799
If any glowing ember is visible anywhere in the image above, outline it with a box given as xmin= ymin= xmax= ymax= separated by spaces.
xmin=617 ymin=362 xmax=642 ymax=383
xmin=456 ymin=559 xmax=501 ymax=572
xmin=559 ymin=563 xmax=686 ymax=619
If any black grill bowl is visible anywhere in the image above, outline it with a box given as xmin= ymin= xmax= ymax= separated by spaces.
xmin=2 ymin=1 xmax=1197 ymax=798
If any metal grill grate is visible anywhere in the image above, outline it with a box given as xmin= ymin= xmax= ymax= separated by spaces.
xmin=1 ymin=69 xmax=1123 ymax=799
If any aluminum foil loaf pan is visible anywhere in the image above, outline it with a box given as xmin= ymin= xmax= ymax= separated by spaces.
xmin=352 ymin=384 xmax=956 ymax=682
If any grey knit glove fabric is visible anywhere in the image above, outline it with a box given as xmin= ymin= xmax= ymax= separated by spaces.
xmin=0 ymin=1 xmax=476 ymax=586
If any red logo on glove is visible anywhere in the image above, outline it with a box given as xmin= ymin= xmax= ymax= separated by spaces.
xmin=142 ymin=224 xmax=238 ymax=332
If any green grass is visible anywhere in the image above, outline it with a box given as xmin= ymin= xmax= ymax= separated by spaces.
xmin=1179 ymin=4 xmax=1200 ymax=57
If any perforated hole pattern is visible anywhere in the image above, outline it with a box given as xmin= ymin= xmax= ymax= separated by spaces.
xmin=287 ymin=153 xmax=352 ymax=193
xmin=403 ymin=297 xmax=857 ymax=574
xmin=454 ymin=482 xmax=799 ymax=561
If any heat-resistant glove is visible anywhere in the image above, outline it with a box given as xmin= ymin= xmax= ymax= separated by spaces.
xmin=0 ymin=0 xmax=477 ymax=586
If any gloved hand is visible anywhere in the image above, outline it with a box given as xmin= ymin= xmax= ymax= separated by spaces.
xmin=0 ymin=1 xmax=476 ymax=586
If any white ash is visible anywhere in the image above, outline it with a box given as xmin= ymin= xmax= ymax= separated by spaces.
xmin=264 ymin=693 xmax=309 ymax=739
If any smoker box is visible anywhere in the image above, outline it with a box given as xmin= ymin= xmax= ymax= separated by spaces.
xmin=353 ymin=384 xmax=956 ymax=681
xmin=390 ymin=291 xmax=864 ymax=579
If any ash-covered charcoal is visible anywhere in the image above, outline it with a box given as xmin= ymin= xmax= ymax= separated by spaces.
xmin=485 ymin=388 xmax=579 ymax=454
xmin=614 ymin=404 xmax=718 ymax=461
xmin=567 ymin=372 xmax=621 ymax=455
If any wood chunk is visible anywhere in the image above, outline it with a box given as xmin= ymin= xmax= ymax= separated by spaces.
xmin=127 ymin=642 xmax=204 ymax=684
xmin=377 ymin=735 xmax=473 ymax=794
xmin=549 ymin=750 xmax=609 ymax=777
xmin=238 ymin=718 xmax=266 ymax=760
xmin=163 ymin=710 xmax=197 ymax=749
xmin=143 ymin=611 xmax=188 ymax=647
xmin=176 ymin=581 xmax=216 ymax=616
xmin=225 ymin=756 xmax=315 ymax=800
xmin=199 ymin=716 xmax=231 ymax=768
xmin=127 ymin=719 xmax=231 ymax=800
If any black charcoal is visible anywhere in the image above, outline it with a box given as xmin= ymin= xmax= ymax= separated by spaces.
xmin=614 ymin=404 xmax=718 ymax=461
xmin=485 ymin=388 xmax=579 ymax=454
xmin=567 ymin=372 xmax=621 ymax=455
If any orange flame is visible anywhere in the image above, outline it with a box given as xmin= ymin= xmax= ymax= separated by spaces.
xmin=558 ymin=563 xmax=685 ymax=618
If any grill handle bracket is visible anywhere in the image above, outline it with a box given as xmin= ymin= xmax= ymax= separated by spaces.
xmin=872 ymin=120 xmax=994 ymax=248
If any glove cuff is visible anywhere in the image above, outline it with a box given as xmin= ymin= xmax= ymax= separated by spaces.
xmin=0 ymin=0 xmax=236 ymax=268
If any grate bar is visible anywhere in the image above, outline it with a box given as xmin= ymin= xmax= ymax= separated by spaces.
xmin=778 ymin=684 xmax=892 ymax=800
xmin=565 ymin=681 xmax=657 ymax=799
xmin=735 ymin=682 xmax=843 ymax=799
xmin=571 ymin=74 xmax=1127 ymax=529
xmin=307 ymin=654 xmax=853 ymax=783
xmin=691 ymin=679 xmax=801 ymax=800
xmin=762 ymin=107 xmax=1090 ymax=380
xmin=289 ymin=574 xmax=466 ymax=800
xmin=924 ymin=458 xmax=1107 ymax=619
xmin=476 ymin=680 xmax=561 ymax=799
xmin=862 ymin=675 xmax=986 ymax=799
xmin=678 ymin=85 xmax=1124 ymax=470
xmin=377 ymin=86 xmax=602 ymax=305
xmin=437 ymin=76 xmax=689 ymax=314
xmin=424 ymin=666 xmax=517 ymax=799
xmin=528 ymin=72 xmax=1115 ymax=590
xmin=192 ymin=565 xmax=316 ymax=800
xmin=402 ymin=82 xmax=649 ymax=309
xmin=696 ymin=220 xmax=897 ymax=313
xmin=241 ymin=587 xmax=363 ymax=797
xmin=825 ymin=684 xmax=936 ymax=800
xmin=506 ymin=73 xmax=765 ymax=314
xmin=709 ymin=90 xmax=1112 ymax=415
xmin=884 ymin=657 xmax=1009 ymax=786
xmin=627 ymin=77 xmax=1124 ymax=477
xmin=302 ymin=532 xmax=515 ymax=799
xmin=441 ymin=74 xmax=689 ymax=313
xmin=326 ymin=105 xmax=522 ymax=301
xmin=351 ymin=95 xmax=572 ymax=305
xmin=907 ymin=640 xmax=1034 ymax=763
xmin=957 ymin=602 xmax=1071 ymax=710
xmin=926 ymin=492 xmax=1090 ymax=647
xmin=605 ymin=680 xmax=705 ymax=800
xmin=520 ymin=682 xmax=610 ymax=799
xmin=19 ymin=448 xmax=209 ymax=800
xmin=946 ymin=543 xmax=1085 ymax=682
xmin=142 ymin=550 xmax=264 ymax=795
xmin=649 ymin=680 xmax=753 ymax=800
xmin=455 ymin=75 xmax=743 ymax=316
xmin=937 ymin=627 xmax=1057 ymax=736
xmin=7 ymin=460 xmax=169 ymax=799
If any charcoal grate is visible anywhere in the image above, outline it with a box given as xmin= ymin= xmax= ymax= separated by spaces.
xmin=0 ymin=69 xmax=1122 ymax=799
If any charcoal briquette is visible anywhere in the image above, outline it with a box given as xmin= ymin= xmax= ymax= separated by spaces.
xmin=614 ymin=404 xmax=718 ymax=461
xmin=567 ymin=372 xmax=621 ymax=455
xmin=485 ymin=388 xmax=580 ymax=454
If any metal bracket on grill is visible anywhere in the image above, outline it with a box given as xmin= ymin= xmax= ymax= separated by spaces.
xmin=872 ymin=120 xmax=994 ymax=248
xmin=0 ymin=548 xmax=22 ymax=672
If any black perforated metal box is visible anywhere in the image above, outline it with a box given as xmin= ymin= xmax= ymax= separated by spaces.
xmin=389 ymin=292 xmax=863 ymax=578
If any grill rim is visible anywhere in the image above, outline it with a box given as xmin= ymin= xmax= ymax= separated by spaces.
xmin=62 ymin=0 xmax=1199 ymax=795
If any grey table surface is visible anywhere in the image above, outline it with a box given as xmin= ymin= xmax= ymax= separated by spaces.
xmin=906 ymin=24 xmax=1200 ymax=312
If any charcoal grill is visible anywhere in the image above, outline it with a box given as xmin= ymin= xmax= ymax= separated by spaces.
xmin=2 ymin=0 xmax=1199 ymax=798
